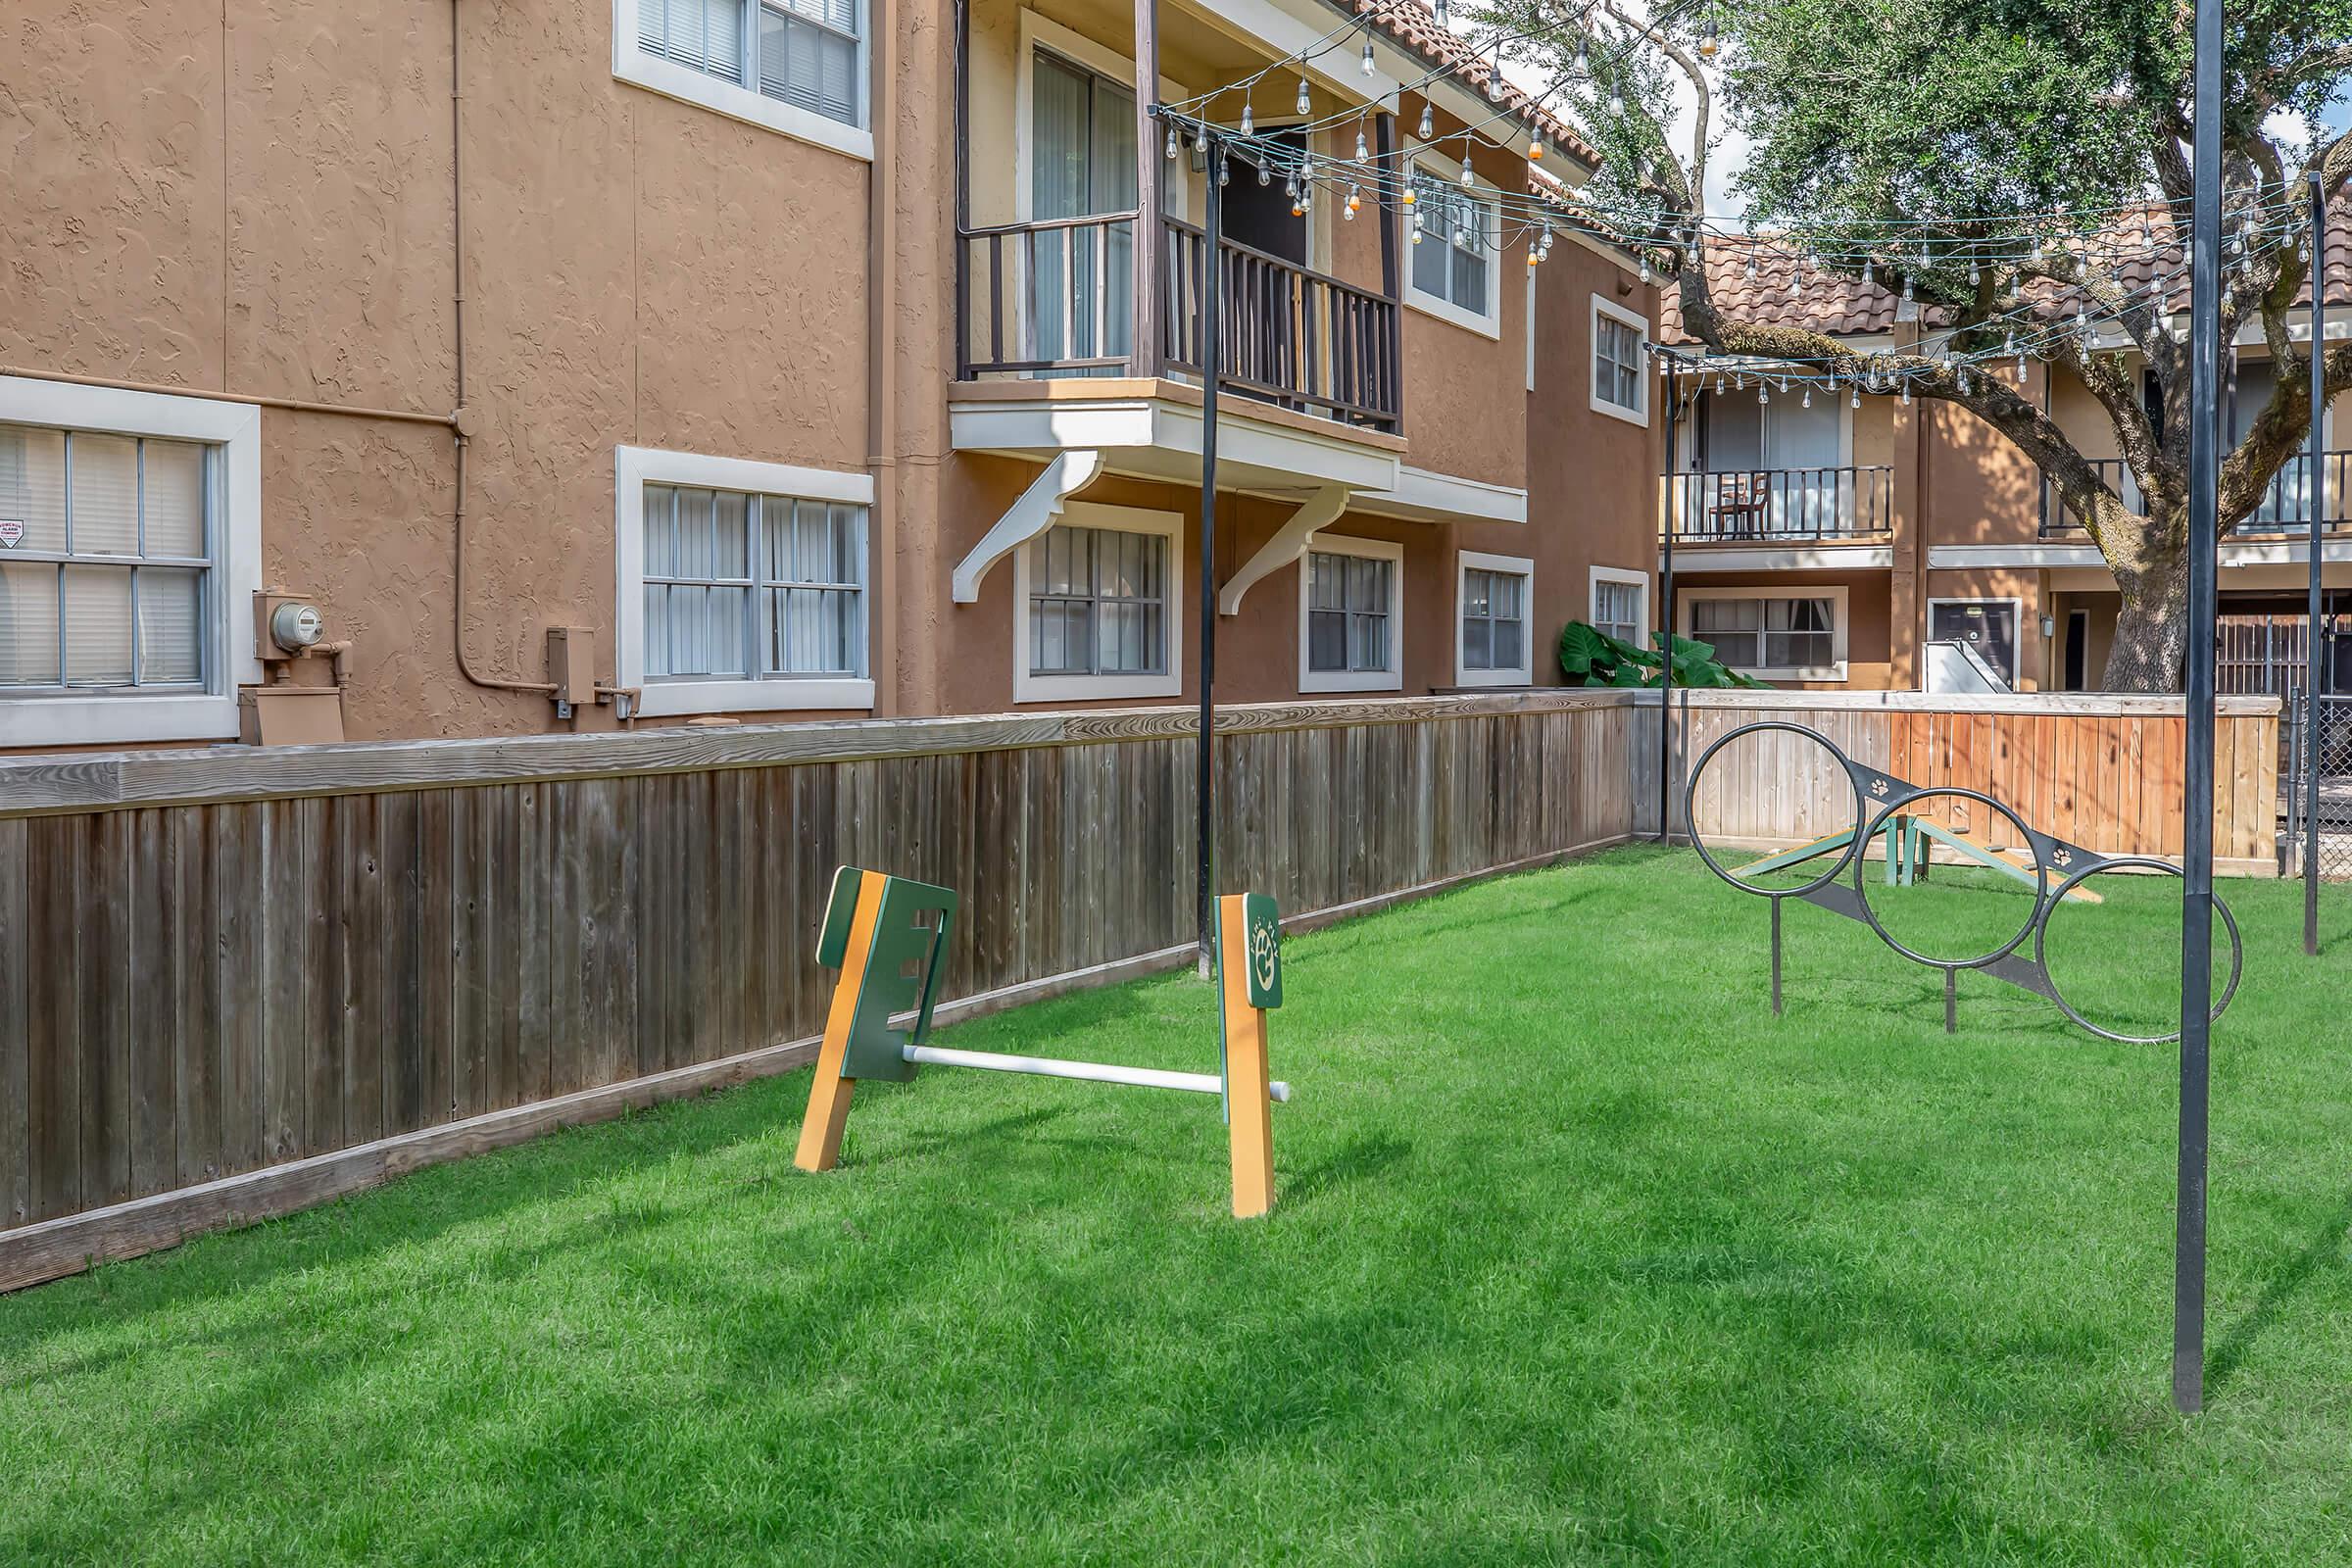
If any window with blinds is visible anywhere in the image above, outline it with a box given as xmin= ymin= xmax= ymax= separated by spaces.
xmin=1592 ymin=577 xmax=1642 ymax=647
xmin=0 ymin=422 xmax=211 ymax=694
xmin=635 ymin=0 xmax=863 ymax=128
xmin=1027 ymin=523 xmax=1166 ymax=678
xmin=1692 ymin=595 xmax=1836 ymax=672
xmin=641 ymin=483 xmax=866 ymax=682
xmin=1463 ymin=567 xmax=1529 ymax=672
xmin=1593 ymin=308 xmax=1645 ymax=416
xmin=1306 ymin=551 xmax=1394 ymax=674
xmin=1409 ymin=172 xmax=1494 ymax=319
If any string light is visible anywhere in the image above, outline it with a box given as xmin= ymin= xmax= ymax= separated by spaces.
xmin=1355 ymin=122 xmax=1369 ymax=162
xmin=1418 ymin=101 xmax=1434 ymax=139
xmin=1241 ymin=102 xmax=1253 ymax=136
xmin=1361 ymin=35 xmax=1376 ymax=75
xmin=1296 ymin=75 xmax=1310 ymax=117
xmin=1165 ymin=125 xmax=1180 ymax=161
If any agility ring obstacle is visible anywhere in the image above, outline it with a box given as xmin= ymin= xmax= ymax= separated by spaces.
xmin=1686 ymin=721 xmax=2244 ymax=1043
xmin=793 ymin=866 xmax=1291 ymax=1217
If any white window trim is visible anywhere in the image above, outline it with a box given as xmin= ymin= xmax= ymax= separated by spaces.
xmin=1678 ymin=584 xmax=1850 ymax=683
xmin=1298 ymin=533 xmax=1404 ymax=694
xmin=1590 ymin=294 xmax=1651 ymax=427
xmin=1402 ymin=145 xmax=1502 ymax=341
xmin=612 ymin=0 xmax=875 ymax=164
xmin=1927 ymin=595 xmax=2026 ymax=685
xmin=614 ymin=444 xmax=877 ymax=716
xmin=1588 ymin=564 xmax=1650 ymax=647
xmin=1455 ymin=549 xmax=1535 ymax=688
xmin=0 ymin=375 xmax=260 ymax=749
xmin=1012 ymin=501 xmax=1184 ymax=704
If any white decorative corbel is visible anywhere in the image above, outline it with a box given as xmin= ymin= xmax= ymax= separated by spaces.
xmin=950 ymin=449 xmax=1105 ymax=603
xmin=1216 ymin=484 xmax=1350 ymax=615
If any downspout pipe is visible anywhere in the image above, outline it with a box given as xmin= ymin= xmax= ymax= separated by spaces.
xmin=449 ymin=0 xmax=560 ymax=701
xmin=866 ymin=0 xmax=899 ymax=715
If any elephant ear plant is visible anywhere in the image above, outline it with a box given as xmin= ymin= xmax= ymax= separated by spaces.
xmin=1557 ymin=620 xmax=1770 ymax=690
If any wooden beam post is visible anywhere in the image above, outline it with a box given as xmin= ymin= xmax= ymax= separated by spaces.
xmin=1130 ymin=0 xmax=1163 ymax=379
xmin=1216 ymin=893 xmax=1279 ymax=1218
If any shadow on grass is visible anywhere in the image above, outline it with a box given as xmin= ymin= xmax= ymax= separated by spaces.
xmin=1280 ymin=1134 xmax=1412 ymax=1207
xmin=2207 ymin=1180 xmax=2352 ymax=1394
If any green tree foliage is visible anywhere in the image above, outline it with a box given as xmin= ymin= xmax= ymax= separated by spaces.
xmin=1475 ymin=0 xmax=2352 ymax=688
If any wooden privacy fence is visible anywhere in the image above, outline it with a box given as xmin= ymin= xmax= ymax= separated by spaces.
xmin=0 ymin=691 xmax=1637 ymax=1289
xmin=1632 ymin=691 xmax=2281 ymax=875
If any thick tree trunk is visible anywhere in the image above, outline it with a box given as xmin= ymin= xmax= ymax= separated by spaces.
xmin=2097 ymin=508 xmax=2191 ymax=692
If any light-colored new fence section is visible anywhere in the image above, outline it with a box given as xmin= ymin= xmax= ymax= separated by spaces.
xmin=1631 ymin=691 xmax=2280 ymax=875
xmin=0 ymin=692 xmax=1637 ymax=1288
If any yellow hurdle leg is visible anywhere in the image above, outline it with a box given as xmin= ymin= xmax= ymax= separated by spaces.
xmin=1218 ymin=896 xmax=1276 ymax=1219
xmin=794 ymin=872 xmax=888 ymax=1173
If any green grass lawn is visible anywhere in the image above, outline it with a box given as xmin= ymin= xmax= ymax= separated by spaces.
xmin=5 ymin=846 xmax=2351 ymax=1566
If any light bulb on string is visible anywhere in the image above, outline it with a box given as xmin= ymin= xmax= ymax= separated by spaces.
xmin=1433 ymin=0 xmax=1447 ymax=23
xmin=1850 ymin=381 xmax=1861 ymax=409
xmin=1458 ymin=152 xmax=1475 ymax=188
xmin=1355 ymin=122 xmax=1369 ymax=162
xmin=1165 ymin=126 xmax=1180 ymax=161
xmin=1418 ymin=101 xmax=1434 ymax=139
xmin=1573 ymin=35 xmax=1590 ymax=75
xmin=1697 ymin=13 xmax=1721 ymax=59
xmin=1361 ymin=36 xmax=1376 ymax=75
xmin=1257 ymin=159 xmax=1271 ymax=187
xmin=1529 ymin=129 xmax=1544 ymax=165
xmin=1607 ymin=91 xmax=1623 ymax=115
xmin=1241 ymin=102 xmax=1253 ymax=136
xmin=1800 ymin=384 xmax=1812 ymax=408
xmin=1296 ymin=76 xmax=1310 ymax=117
xmin=1216 ymin=154 xmax=1230 ymax=187
xmin=1758 ymin=381 xmax=1769 ymax=404
xmin=1411 ymin=210 xmax=1425 ymax=245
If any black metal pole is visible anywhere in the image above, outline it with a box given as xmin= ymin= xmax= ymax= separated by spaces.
xmin=1660 ymin=363 xmax=1679 ymax=844
xmin=2175 ymin=0 xmax=2223 ymax=1416
xmin=1196 ymin=132 xmax=1223 ymax=975
xmin=2308 ymin=168 xmax=2328 ymax=956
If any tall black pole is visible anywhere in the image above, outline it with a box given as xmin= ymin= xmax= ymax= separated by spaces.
xmin=1659 ymin=363 xmax=1679 ymax=843
xmin=2308 ymin=168 xmax=2328 ymax=956
xmin=1196 ymin=132 xmax=1223 ymax=975
xmin=2175 ymin=0 xmax=2223 ymax=1417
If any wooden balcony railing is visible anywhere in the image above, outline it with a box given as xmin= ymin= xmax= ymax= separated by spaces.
xmin=956 ymin=214 xmax=1401 ymax=434
xmin=1665 ymin=466 xmax=1894 ymax=542
xmin=2041 ymin=453 xmax=2352 ymax=537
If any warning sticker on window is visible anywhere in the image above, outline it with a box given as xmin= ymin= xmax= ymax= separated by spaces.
xmin=0 ymin=521 xmax=23 ymax=549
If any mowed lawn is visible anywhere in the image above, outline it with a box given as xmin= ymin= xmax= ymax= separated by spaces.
xmin=4 ymin=846 xmax=2352 ymax=1566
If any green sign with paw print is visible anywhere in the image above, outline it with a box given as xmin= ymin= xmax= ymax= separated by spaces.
xmin=1240 ymin=892 xmax=1282 ymax=1010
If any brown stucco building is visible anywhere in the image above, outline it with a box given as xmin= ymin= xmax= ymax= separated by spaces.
xmin=1650 ymin=232 xmax=2352 ymax=695
xmin=0 ymin=0 xmax=1663 ymax=755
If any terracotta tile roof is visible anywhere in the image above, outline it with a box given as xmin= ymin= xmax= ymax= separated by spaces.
xmin=1346 ymin=0 xmax=1601 ymax=171
xmin=1658 ymin=199 xmax=2352 ymax=343
xmin=1656 ymin=240 xmax=1923 ymax=343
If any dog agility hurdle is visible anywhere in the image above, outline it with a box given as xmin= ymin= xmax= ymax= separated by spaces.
xmin=794 ymin=866 xmax=1291 ymax=1216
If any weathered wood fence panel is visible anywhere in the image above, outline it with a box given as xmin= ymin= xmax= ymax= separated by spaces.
xmin=1629 ymin=691 xmax=2279 ymax=874
xmin=0 ymin=693 xmax=1639 ymax=1285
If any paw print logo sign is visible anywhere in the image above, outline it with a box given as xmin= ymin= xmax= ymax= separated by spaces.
xmin=1685 ymin=721 xmax=2243 ymax=1044
xmin=1241 ymin=893 xmax=1283 ymax=1008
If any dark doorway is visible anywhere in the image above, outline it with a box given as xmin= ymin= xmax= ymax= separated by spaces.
xmin=1222 ymin=128 xmax=1309 ymax=264
xmin=2064 ymin=608 xmax=2089 ymax=691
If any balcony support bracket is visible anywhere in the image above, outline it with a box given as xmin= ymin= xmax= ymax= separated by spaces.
xmin=1217 ymin=484 xmax=1350 ymax=616
xmin=951 ymin=448 xmax=1105 ymax=603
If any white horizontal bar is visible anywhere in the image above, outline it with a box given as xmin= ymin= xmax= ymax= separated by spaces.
xmin=903 ymin=1044 xmax=1291 ymax=1102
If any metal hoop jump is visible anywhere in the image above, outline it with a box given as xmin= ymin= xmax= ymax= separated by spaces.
xmin=1684 ymin=721 xmax=2243 ymax=1044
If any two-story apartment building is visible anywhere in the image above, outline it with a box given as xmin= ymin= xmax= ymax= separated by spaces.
xmin=0 ymin=0 xmax=1660 ymax=754
xmin=1654 ymin=229 xmax=2351 ymax=693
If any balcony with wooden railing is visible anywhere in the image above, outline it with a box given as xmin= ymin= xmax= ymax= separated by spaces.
xmin=1663 ymin=466 xmax=1895 ymax=543
xmin=2040 ymin=453 xmax=2352 ymax=537
xmin=956 ymin=212 xmax=1403 ymax=435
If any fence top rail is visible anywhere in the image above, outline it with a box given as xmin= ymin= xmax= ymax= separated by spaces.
xmin=0 ymin=689 xmax=1643 ymax=817
xmin=1629 ymin=689 xmax=2282 ymax=717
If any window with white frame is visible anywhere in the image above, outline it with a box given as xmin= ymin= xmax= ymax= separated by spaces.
xmin=1299 ymin=536 xmax=1402 ymax=693
xmin=618 ymin=0 xmax=868 ymax=157
xmin=0 ymin=422 xmax=210 ymax=695
xmin=1027 ymin=523 xmax=1166 ymax=678
xmin=1456 ymin=550 xmax=1533 ymax=686
xmin=1011 ymin=504 xmax=1182 ymax=703
xmin=1591 ymin=296 xmax=1648 ymax=423
xmin=640 ymin=483 xmax=865 ymax=681
xmin=1590 ymin=566 xmax=1647 ymax=648
xmin=616 ymin=446 xmax=873 ymax=715
xmin=0 ymin=378 xmax=260 ymax=749
xmin=1408 ymin=167 xmax=1498 ymax=332
xmin=1687 ymin=592 xmax=1844 ymax=679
